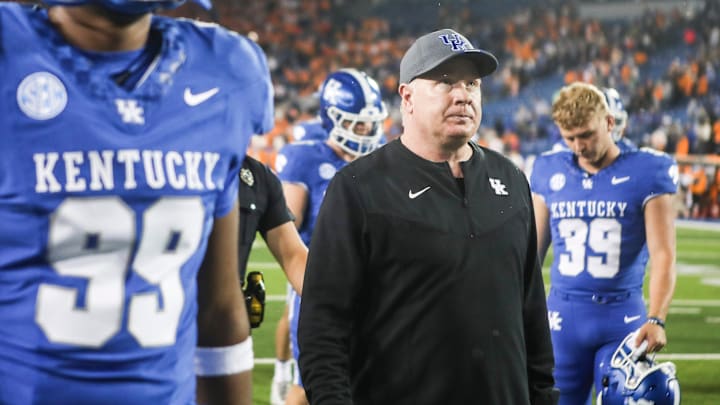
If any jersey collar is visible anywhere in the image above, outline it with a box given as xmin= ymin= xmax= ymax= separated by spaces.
xmin=30 ymin=8 xmax=186 ymax=101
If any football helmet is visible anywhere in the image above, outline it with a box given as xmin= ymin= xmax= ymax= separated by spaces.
xmin=602 ymin=87 xmax=628 ymax=142
xmin=42 ymin=0 xmax=211 ymax=15
xmin=319 ymin=68 xmax=388 ymax=157
xmin=597 ymin=332 xmax=680 ymax=405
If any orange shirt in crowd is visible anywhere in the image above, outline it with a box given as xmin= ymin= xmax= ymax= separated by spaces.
xmin=690 ymin=168 xmax=708 ymax=196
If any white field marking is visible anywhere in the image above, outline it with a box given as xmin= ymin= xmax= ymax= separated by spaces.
xmin=675 ymin=264 xmax=720 ymax=287
xmin=677 ymin=238 xmax=720 ymax=245
xmin=247 ymin=261 xmax=281 ymax=270
xmin=668 ymin=307 xmax=701 ymax=314
xmin=673 ymin=299 xmax=720 ymax=306
xmin=702 ymin=278 xmax=720 ymax=287
xmin=707 ymin=316 xmax=720 ymax=324
xmin=268 ymin=294 xmax=286 ymax=302
xmin=251 ymin=240 xmax=268 ymax=249
xmin=676 ymin=264 xmax=720 ymax=276
xmin=655 ymin=354 xmax=720 ymax=361
xmin=676 ymin=219 xmax=720 ymax=231
xmin=678 ymin=251 xmax=720 ymax=259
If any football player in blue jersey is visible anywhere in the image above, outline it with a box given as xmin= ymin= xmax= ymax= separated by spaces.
xmin=530 ymin=82 xmax=679 ymax=405
xmin=269 ymin=116 xmax=326 ymax=405
xmin=0 ymin=1 xmax=273 ymax=404
xmin=274 ymin=68 xmax=387 ymax=405
xmin=551 ymin=86 xmax=632 ymax=152
xmin=292 ymin=116 xmax=329 ymax=142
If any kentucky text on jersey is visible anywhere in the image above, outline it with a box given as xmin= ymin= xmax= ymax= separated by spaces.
xmin=33 ymin=149 xmax=221 ymax=193
xmin=550 ymin=200 xmax=628 ymax=219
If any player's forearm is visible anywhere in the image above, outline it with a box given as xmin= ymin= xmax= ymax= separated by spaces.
xmin=197 ymin=372 xmax=252 ymax=405
xmin=266 ymin=224 xmax=307 ymax=295
xmin=644 ymin=194 xmax=677 ymax=321
xmin=196 ymin=290 xmax=253 ymax=404
xmin=647 ymin=253 xmax=676 ymax=320
xmin=282 ymin=251 xmax=305 ymax=295
xmin=196 ymin=306 xmax=253 ymax=405
xmin=197 ymin=302 xmax=250 ymax=346
xmin=275 ymin=242 xmax=306 ymax=295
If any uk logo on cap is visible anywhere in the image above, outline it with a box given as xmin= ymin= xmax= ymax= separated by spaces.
xmin=439 ymin=34 xmax=469 ymax=51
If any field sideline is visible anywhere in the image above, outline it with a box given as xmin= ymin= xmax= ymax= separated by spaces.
xmin=246 ymin=220 xmax=720 ymax=404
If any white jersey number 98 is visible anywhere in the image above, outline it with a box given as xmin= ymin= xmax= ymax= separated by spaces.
xmin=36 ymin=197 xmax=204 ymax=348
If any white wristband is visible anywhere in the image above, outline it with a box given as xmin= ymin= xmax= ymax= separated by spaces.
xmin=194 ymin=336 xmax=254 ymax=376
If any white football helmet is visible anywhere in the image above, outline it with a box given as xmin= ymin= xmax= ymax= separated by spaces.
xmin=319 ymin=68 xmax=388 ymax=157
xmin=602 ymin=87 xmax=628 ymax=142
xmin=597 ymin=331 xmax=680 ymax=405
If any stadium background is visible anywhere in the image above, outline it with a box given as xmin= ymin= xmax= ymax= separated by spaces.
xmin=163 ymin=0 xmax=720 ymax=221
xmin=13 ymin=0 xmax=720 ymax=403
xmin=182 ymin=1 xmax=714 ymax=403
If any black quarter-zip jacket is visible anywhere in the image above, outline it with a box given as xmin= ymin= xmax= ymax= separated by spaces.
xmin=298 ymin=139 xmax=557 ymax=405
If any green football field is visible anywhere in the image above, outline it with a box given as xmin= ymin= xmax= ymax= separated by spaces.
xmin=246 ymin=222 xmax=720 ymax=404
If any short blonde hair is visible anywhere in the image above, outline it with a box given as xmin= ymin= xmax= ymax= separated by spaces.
xmin=552 ymin=82 xmax=610 ymax=130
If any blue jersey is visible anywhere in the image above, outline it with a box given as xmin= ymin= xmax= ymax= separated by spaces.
xmin=275 ymin=140 xmax=346 ymax=387
xmin=275 ymin=141 xmax=347 ymax=246
xmin=530 ymin=147 xmax=678 ymax=293
xmin=0 ymin=4 xmax=273 ymax=404
xmin=292 ymin=118 xmax=328 ymax=142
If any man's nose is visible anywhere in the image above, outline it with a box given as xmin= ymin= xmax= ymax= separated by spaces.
xmin=572 ymin=141 xmax=586 ymax=154
xmin=450 ymin=82 xmax=474 ymax=102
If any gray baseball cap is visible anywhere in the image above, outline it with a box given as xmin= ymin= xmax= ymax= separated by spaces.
xmin=399 ymin=28 xmax=498 ymax=84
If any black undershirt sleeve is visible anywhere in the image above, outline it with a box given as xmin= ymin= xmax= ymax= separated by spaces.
xmin=257 ymin=163 xmax=294 ymax=237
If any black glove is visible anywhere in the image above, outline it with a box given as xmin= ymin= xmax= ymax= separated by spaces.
xmin=243 ymin=271 xmax=266 ymax=328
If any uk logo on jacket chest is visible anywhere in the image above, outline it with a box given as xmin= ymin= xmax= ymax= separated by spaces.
xmin=489 ymin=178 xmax=508 ymax=195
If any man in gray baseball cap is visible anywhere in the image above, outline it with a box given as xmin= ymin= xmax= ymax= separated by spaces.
xmin=399 ymin=28 xmax=498 ymax=84
xmin=296 ymin=26 xmax=559 ymax=405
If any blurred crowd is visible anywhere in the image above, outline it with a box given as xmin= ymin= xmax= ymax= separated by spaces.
xmin=170 ymin=0 xmax=720 ymax=218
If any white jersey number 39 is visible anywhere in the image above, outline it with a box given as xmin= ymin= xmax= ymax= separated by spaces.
xmin=557 ymin=218 xmax=621 ymax=278
xmin=36 ymin=197 xmax=204 ymax=348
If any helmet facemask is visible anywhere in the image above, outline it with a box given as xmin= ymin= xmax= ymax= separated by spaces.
xmin=326 ymin=104 xmax=386 ymax=158
xmin=320 ymin=68 xmax=388 ymax=158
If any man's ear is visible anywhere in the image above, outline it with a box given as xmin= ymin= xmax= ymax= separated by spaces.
xmin=607 ymin=114 xmax=615 ymax=132
xmin=399 ymin=83 xmax=413 ymax=112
